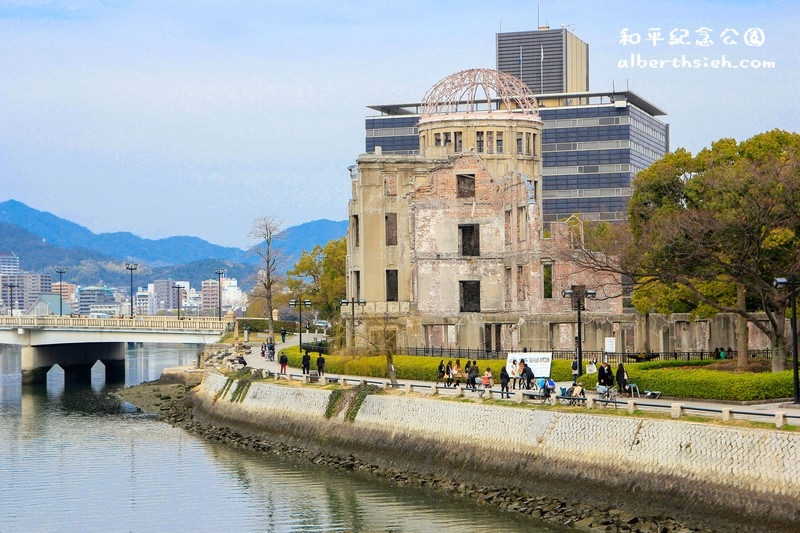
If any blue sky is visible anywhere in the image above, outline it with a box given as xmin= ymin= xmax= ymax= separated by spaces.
xmin=1 ymin=0 xmax=797 ymax=248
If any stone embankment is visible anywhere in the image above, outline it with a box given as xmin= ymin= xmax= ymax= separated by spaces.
xmin=119 ymin=370 xmax=800 ymax=533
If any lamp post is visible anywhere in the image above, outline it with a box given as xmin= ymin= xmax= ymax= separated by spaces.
xmin=773 ymin=276 xmax=799 ymax=404
xmin=341 ymin=297 xmax=366 ymax=352
xmin=214 ymin=268 xmax=225 ymax=320
xmin=54 ymin=267 xmax=66 ymax=317
xmin=289 ymin=298 xmax=311 ymax=349
xmin=174 ymin=285 xmax=183 ymax=320
xmin=561 ymin=285 xmax=596 ymax=378
xmin=125 ymin=262 xmax=138 ymax=318
xmin=3 ymin=282 xmax=17 ymax=316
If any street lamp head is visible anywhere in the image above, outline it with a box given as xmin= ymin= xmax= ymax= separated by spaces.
xmin=125 ymin=262 xmax=138 ymax=271
xmin=586 ymin=289 xmax=597 ymax=298
xmin=561 ymin=289 xmax=574 ymax=298
xmin=774 ymin=277 xmax=789 ymax=289
xmin=55 ymin=267 xmax=66 ymax=274
xmin=358 ymin=299 xmax=366 ymax=306
xmin=341 ymin=299 xmax=348 ymax=306
xmin=214 ymin=268 xmax=225 ymax=276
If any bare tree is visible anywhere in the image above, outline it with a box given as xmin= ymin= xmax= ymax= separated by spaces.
xmin=355 ymin=314 xmax=399 ymax=384
xmin=249 ymin=216 xmax=287 ymax=339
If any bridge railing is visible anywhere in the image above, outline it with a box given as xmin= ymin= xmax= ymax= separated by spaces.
xmin=0 ymin=316 xmax=227 ymax=331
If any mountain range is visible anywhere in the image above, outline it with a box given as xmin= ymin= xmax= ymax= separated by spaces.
xmin=0 ymin=200 xmax=347 ymax=288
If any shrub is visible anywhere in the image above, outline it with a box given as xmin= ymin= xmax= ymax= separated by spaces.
xmin=279 ymin=347 xmax=571 ymax=380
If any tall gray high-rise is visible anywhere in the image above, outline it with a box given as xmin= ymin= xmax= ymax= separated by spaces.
xmin=496 ymin=27 xmax=589 ymax=94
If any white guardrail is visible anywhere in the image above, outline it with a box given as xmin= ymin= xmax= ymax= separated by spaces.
xmin=0 ymin=316 xmax=227 ymax=331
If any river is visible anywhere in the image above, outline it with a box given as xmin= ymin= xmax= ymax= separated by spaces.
xmin=0 ymin=344 xmax=564 ymax=532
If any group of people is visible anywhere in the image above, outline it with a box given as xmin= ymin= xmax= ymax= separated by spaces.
xmin=301 ymin=349 xmax=326 ymax=376
xmin=260 ymin=341 xmax=275 ymax=361
xmin=435 ymin=359 xmax=502 ymax=392
xmin=506 ymin=359 xmax=537 ymax=390
xmin=597 ymin=361 xmax=633 ymax=397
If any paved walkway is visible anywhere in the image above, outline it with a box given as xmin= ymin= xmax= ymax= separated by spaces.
xmin=237 ymin=336 xmax=799 ymax=425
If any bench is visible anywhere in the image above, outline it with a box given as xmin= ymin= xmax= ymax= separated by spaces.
xmin=522 ymin=390 xmax=552 ymax=404
xmin=308 ymin=370 xmax=320 ymax=383
xmin=556 ymin=395 xmax=587 ymax=406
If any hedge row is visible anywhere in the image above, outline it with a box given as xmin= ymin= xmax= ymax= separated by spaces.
xmin=282 ymin=347 xmax=574 ymax=381
xmin=574 ymin=360 xmax=792 ymax=401
xmin=281 ymin=347 xmax=793 ymax=401
xmin=238 ymin=319 xmax=297 ymax=333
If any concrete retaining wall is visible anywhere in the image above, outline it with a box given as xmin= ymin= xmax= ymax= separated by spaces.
xmin=192 ymin=374 xmax=800 ymax=526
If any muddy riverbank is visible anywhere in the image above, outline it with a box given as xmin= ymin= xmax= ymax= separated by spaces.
xmin=115 ymin=378 xmax=796 ymax=533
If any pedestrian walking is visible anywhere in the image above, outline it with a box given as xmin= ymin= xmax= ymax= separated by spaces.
xmin=500 ymin=366 xmax=510 ymax=398
xmin=571 ymin=355 xmax=579 ymax=382
xmin=316 ymin=354 xmax=325 ymax=376
xmin=279 ymin=352 xmax=288 ymax=374
xmin=280 ymin=328 xmax=287 ymax=343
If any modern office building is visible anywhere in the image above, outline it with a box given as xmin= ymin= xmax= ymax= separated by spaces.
xmin=153 ymin=279 xmax=180 ymax=311
xmin=0 ymin=273 xmax=52 ymax=314
xmin=201 ymin=279 xmax=220 ymax=314
xmin=364 ymin=27 xmax=669 ymax=224
xmin=77 ymin=286 xmax=115 ymax=315
xmin=0 ymin=251 xmax=20 ymax=275
xmin=496 ymin=27 xmax=589 ymax=94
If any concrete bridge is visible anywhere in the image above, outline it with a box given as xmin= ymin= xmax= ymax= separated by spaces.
xmin=0 ymin=316 xmax=227 ymax=383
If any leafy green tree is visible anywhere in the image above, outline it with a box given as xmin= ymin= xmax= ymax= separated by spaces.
xmin=575 ymin=130 xmax=800 ymax=371
xmin=286 ymin=237 xmax=346 ymax=320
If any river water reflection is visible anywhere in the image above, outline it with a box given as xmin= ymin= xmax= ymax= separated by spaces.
xmin=0 ymin=344 xmax=565 ymax=532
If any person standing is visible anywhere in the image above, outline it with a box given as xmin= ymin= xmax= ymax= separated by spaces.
xmin=279 ymin=352 xmax=288 ymax=374
xmin=598 ymin=362 xmax=614 ymax=387
xmin=452 ymin=359 xmax=463 ymax=387
xmin=302 ymin=350 xmax=311 ymax=375
xmin=260 ymin=343 xmax=266 ymax=358
xmin=522 ymin=363 xmax=535 ymax=390
xmin=571 ymin=356 xmax=579 ymax=382
xmin=445 ymin=360 xmax=453 ymax=387
xmin=435 ymin=360 xmax=445 ymax=385
xmin=509 ymin=359 xmax=518 ymax=390
xmin=280 ymin=328 xmax=287 ymax=343
xmin=616 ymin=363 xmax=628 ymax=396
xmin=500 ymin=366 xmax=510 ymax=398
xmin=316 ymin=353 xmax=326 ymax=376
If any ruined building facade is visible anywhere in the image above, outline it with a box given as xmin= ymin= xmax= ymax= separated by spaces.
xmin=345 ymin=69 xmax=623 ymax=352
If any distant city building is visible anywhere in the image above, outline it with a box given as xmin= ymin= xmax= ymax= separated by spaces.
xmin=89 ymin=303 xmax=122 ymax=316
xmin=0 ymin=273 xmax=52 ymax=315
xmin=496 ymin=27 xmax=589 ymax=94
xmin=0 ymin=251 xmax=20 ymax=275
xmin=134 ymin=289 xmax=157 ymax=316
xmin=222 ymin=277 xmax=247 ymax=311
xmin=201 ymin=279 xmax=221 ymax=313
xmin=52 ymin=281 xmax=78 ymax=304
xmin=77 ymin=286 xmax=115 ymax=315
xmin=153 ymin=279 xmax=179 ymax=310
